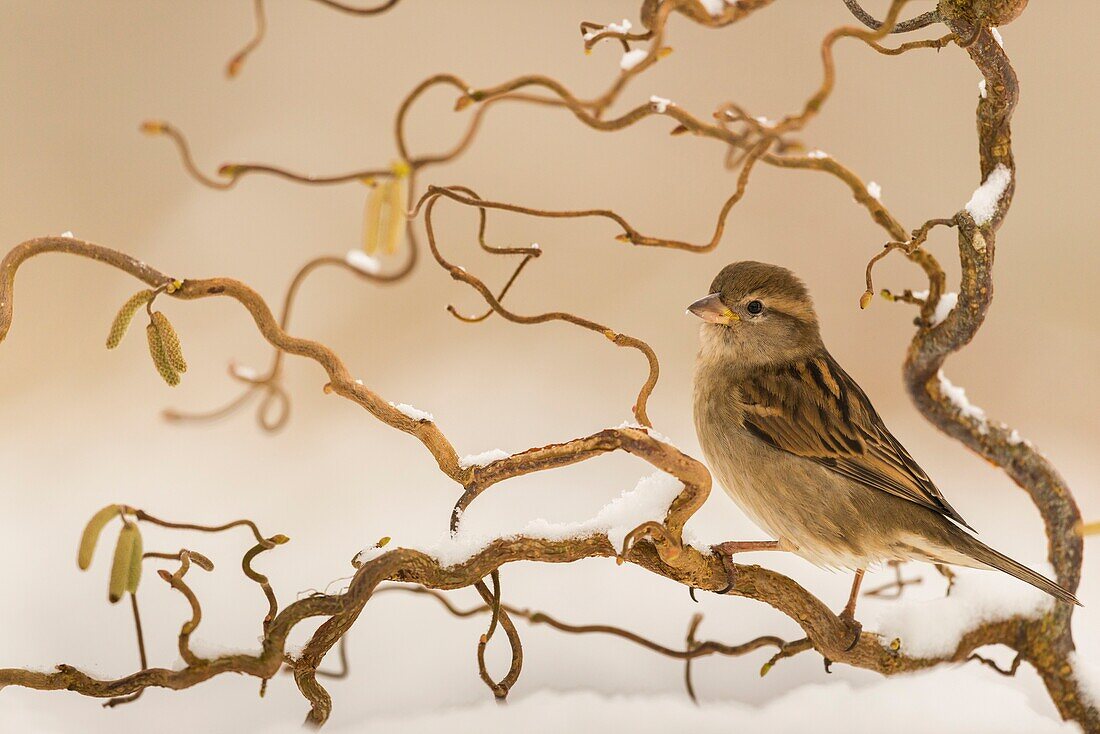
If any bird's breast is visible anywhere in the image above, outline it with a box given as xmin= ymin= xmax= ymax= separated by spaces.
xmin=692 ymin=364 xmax=868 ymax=568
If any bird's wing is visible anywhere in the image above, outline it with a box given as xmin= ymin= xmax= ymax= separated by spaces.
xmin=738 ymin=352 xmax=972 ymax=529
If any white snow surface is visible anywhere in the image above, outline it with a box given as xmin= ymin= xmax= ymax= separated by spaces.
xmin=352 ymin=677 xmax=1075 ymax=734
xmin=930 ymin=291 xmax=958 ymax=326
xmin=459 ymin=448 xmax=511 ymax=468
xmin=872 ymin=565 xmax=1054 ymax=658
xmin=978 ymin=78 xmax=988 ymax=98
xmin=60 ymin=230 xmax=74 ymax=238
xmin=425 ymin=471 xmax=684 ymax=567
xmin=992 ymin=27 xmax=1004 ymax=47
xmin=965 ymin=163 xmax=1012 ymax=224
xmin=584 ymin=19 xmax=632 ymax=41
xmin=697 ymin=0 xmax=727 ymax=16
xmin=353 ymin=543 xmax=391 ymax=567
xmin=807 ymin=149 xmax=828 ymax=159
xmin=649 ymin=95 xmax=672 ymax=113
xmin=613 ymin=420 xmax=673 ymax=446
xmin=6 ymin=674 xmax=1077 ymax=733
xmin=937 ymin=370 xmax=988 ymax=432
xmin=345 ymin=249 xmax=382 ymax=275
xmin=866 ymin=181 xmax=882 ymax=201
xmin=389 ymin=402 xmax=434 ymax=422
xmin=619 ymin=49 xmax=647 ymax=71
xmin=1070 ymin=652 xmax=1100 ymax=710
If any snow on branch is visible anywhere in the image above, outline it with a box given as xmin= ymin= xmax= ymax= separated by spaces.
xmin=430 ymin=472 xmax=684 ymax=567
xmin=874 ymin=565 xmax=1054 ymax=658
xmin=965 ymin=164 xmax=1012 ymax=225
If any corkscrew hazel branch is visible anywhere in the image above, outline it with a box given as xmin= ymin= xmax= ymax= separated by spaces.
xmin=227 ymin=0 xmax=404 ymax=78
xmin=2 ymin=0 xmax=1096 ymax=728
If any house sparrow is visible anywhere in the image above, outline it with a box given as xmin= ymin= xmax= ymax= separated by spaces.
xmin=690 ymin=261 xmax=1078 ymax=643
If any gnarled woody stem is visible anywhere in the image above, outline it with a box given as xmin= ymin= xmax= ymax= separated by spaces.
xmin=895 ymin=5 xmax=1093 ymax=729
xmin=0 ymin=234 xmax=1083 ymax=726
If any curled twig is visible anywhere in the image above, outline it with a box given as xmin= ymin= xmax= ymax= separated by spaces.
xmin=422 ymin=187 xmax=660 ymax=427
xmin=841 ymin=0 xmax=941 ymax=34
xmin=374 ymin=583 xmax=797 ymax=703
xmin=969 ymin=650 xmax=1022 ymax=677
xmin=243 ymin=535 xmax=291 ymax=634
xmin=157 ymin=551 xmax=211 ymax=667
xmin=227 ymin=0 xmax=402 ymax=78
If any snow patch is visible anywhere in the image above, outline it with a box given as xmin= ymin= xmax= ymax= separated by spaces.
xmin=930 ymin=291 xmax=957 ymax=326
xmin=426 ymin=471 xmax=683 ymax=567
xmin=1070 ymin=652 xmax=1100 ymax=710
xmin=873 ymin=564 xmax=1054 ymax=658
xmin=965 ymin=164 xmax=1012 ymax=225
xmin=937 ymin=370 xmax=988 ymax=433
xmin=697 ymin=0 xmax=727 ymax=16
xmin=649 ymin=95 xmax=672 ymax=113
xmin=389 ymin=402 xmax=433 ymax=422
xmin=353 ymin=543 xmax=391 ymax=567
xmin=619 ymin=49 xmax=647 ymax=71
xmin=978 ymin=78 xmax=987 ymax=99
xmin=459 ymin=449 xmax=511 ymax=468
xmin=60 ymin=231 xmax=74 ymax=238
xmin=807 ymin=150 xmax=828 ymax=159
xmin=345 ymin=249 xmax=382 ymax=275
xmin=584 ymin=19 xmax=632 ymax=41
xmin=866 ymin=181 xmax=882 ymax=201
xmin=614 ymin=420 xmax=673 ymax=445
xmin=992 ymin=27 xmax=1004 ymax=48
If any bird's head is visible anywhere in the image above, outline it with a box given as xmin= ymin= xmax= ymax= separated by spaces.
xmin=688 ymin=261 xmax=822 ymax=366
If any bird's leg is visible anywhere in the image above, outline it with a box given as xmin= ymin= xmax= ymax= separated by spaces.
xmin=838 ymin=569 xmax=865 ymax=651
xmin=710 ymin=540 xmax=782 ymax=595
xmin=935 ymin=563 xmax=957 ymax=596
xmin=862 ymin=560 xmax=923 ymax=599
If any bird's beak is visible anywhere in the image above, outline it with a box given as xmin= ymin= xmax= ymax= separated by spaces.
xmin=687 ymin=293 xmax=738 ymax=324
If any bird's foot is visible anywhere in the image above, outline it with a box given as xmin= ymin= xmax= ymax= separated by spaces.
xmin=707 ymin=539 xmax=782 ymax=595
xmin=714 ymin=548 xmax=738 ymax=595
xmin=838 ymin=612 xmax=863 ymax=652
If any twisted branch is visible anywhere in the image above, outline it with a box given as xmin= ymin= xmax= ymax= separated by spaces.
xmin=3 ymin=1 xmax=1097 ymax=730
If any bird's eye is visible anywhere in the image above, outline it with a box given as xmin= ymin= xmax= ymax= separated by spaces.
xmin=746 ymin=300 xmax=764 ymax=315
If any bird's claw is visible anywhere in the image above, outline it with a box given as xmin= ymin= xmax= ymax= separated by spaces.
xmin=840 ymin=613 xmax=862 ymax=652
xmin=713 ymin=547 xmax=737 ymax=595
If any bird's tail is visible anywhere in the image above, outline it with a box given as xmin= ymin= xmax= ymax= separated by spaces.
xmin=958 ymin=535 xmax=1081 ymax=606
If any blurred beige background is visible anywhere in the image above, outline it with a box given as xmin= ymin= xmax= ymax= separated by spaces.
xmin=1 ymin=1 xmax=1097 ymax=732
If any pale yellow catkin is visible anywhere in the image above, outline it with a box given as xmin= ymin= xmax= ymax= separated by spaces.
xmin=363 ymin=184 xmax=385 ymax=255
xmin=106 ymin=290 xmax=154 ymax=348
xmin=146 ymin=322 xmax=180 ymax=386
xmin=108 ymin=523 xmax=138 ymax=603
xmin=126 ymin=525 xmax=143 ymax=594
xmin=383 ymin=179 xmax=406 ymax=255
xmin=77 ymin=504 xmax=121 ymax=570
xmin=151 ymin=311 xmax=187 ymax=373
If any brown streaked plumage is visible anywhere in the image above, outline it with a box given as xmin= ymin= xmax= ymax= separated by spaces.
xmin=689 ymin=261 xmax=1078 ymax=638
